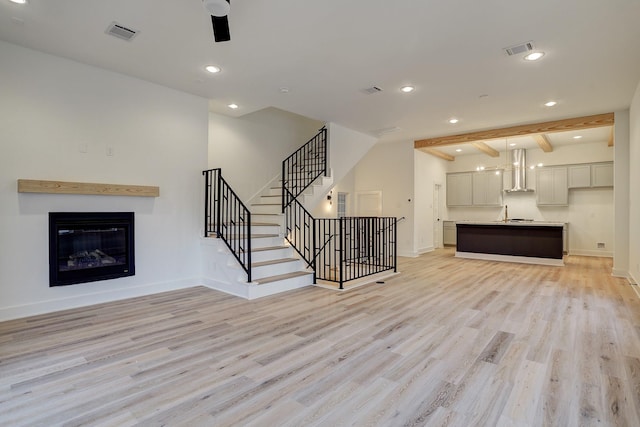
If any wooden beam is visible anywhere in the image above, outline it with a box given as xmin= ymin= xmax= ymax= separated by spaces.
xmin=414 ymin=113 xmax=614 ymax=149
xmin=17 ymin=179 xmax=160 ymax=197
xmin=608 ymin=127 xmax=614 ymax=147
xmin=470 ymin=141 xmax=499 ymax=157
xmin=532 ymin=134 xmax=553 ymax=152
xmin=419 ymin=147 xmax=455 ymax=161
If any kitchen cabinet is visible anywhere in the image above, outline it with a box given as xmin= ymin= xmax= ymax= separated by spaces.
xmin=447 ymin=171 xmax=502 ymax=207
xmin=568 ymin=165 xmax=591 ymax=188
xmin=567 ymin=162 xmax=613 ymax=188
xmin=443 ymin=221 xmax=456 ymax=246
xmin=591 ymin=162 xmax=613 ymax=187
xmin=536 ymin=166 xmax=568 ymax=206
xmin=446 ymin=173 xmax=473 ymax=206
xmin=472 ymin=171 xmax=503 ymax=206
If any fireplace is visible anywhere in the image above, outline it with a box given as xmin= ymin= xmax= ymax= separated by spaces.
xmin=49 ymin=212 xmax=135 ymax=286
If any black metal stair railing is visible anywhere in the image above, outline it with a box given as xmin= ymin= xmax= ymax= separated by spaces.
xmin=203 ymin=168 xmax=252 ymax=282
xmin=281 ymin=127 xmax=398 ymax=289
xmin=282 ymin=127 xmax=327 ymax=212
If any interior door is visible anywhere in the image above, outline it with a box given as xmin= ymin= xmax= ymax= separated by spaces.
xmin=434 ymin=183 xmax=442 ymax=248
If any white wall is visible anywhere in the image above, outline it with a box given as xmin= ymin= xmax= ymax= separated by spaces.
xmin=0 ymin=41 xmax=208 ymax=320
xmin=444 ymin=142 xmax=615 ymax=256
xmin=208 ymin=108 xmax=323 ymax=201
xmin=613 ymin=110 xmax=631 ymax=277
xmin=414 ymin=150 xmax=448 ymax=254
xmin=629 ymin=82 xmax=640 ymax=284
xmin=351 ymin=141 xmax=416 ymax=257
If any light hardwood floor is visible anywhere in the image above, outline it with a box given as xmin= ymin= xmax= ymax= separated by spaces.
xmin=2 ymin=249 xmax=640 ymax=426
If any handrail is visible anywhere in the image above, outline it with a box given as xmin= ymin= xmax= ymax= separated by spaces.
xmin=282 ymin=127 xmax=327 ymax=212
xmin=203 ymin=168 xmax=252 ymax=282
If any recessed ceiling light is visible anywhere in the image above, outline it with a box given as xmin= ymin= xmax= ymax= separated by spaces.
xmin=10 ymin=0 xmax=27 ymax=4
xmin=544 ymin=101 xmax=557 ymax=107
xmin=510 ymin=143 xmax=517 ymax=147
xmin=524 ymin=52 xmax=545 ymax=61
xmin=455 ymin=149 xmax=462 ymax=152
xmin=400 ymin=85 xmax=415 ymax=93
xmin=228 ymin=103 xmax=239 ymax=109
xmin=537 ymin=163 xmax=544 ymax=167
xmin=573 ymin=135 xmax=583 ymax=139
xmin=205 ymin=65 xmax=221 ymax=74
xmin=448 ymin=118 xmax=459 ymax=124
xmin=279 ymin=87 xmax=290 ymax=93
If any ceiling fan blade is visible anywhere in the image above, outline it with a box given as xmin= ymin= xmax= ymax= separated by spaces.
xmin=210 ymin=0 xmax=230 ymax=42
xmin=211 ymin=15 xmax=230 ymax=42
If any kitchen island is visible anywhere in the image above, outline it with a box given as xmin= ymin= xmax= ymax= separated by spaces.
xmin=455 ymin=221 xmax=566 ymax=266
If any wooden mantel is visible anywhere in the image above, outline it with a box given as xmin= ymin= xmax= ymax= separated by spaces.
xmin=17 ymin=179 xmax=160 ymax=197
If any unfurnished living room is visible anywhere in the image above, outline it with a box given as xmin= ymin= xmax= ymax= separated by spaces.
xmin=2 ymin=1 xmax=640 ymax=426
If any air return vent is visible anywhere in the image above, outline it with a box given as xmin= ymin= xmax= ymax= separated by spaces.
xmin=105 ymin=22 xmax=139 ymax=41
xmin=503 ymin=41 xmax=535 ymax=56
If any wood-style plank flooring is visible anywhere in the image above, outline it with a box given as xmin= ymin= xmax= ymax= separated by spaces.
xmin=2 ymin=249 xmax=640 ymax=426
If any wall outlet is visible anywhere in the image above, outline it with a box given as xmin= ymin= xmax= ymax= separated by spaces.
xmin=106 ymin=145 xmax=114 ymax=156
xmin=597 ymin=242 xmax=605 ymax=249
xmin=79 ymin=143 xmax=88 ymax=153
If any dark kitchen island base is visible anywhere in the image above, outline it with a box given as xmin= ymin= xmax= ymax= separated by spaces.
xmin=455 ymin=222 xmax=565 ymax=266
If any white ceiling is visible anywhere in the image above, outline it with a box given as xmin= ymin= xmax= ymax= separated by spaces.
xmin=1 ymin=0 xmax=639 ymax=145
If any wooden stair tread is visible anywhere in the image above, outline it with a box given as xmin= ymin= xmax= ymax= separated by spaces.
xmin=253 ymin=270 xmax=313 ymax=285
xmin=246 ymin=245 xmax=290 ymax=253
xmin=226 ymin=233 xmax=279 ymax=239
xmin=252 ymin=258 xmax=299 ymax=267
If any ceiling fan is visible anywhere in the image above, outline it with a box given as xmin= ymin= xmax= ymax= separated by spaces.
xmin=203 ymin=0 xmax=231 ymax=42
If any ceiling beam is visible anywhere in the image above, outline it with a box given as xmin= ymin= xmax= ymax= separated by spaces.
xmin=470 ymin=141 xmax=499 ymax=157
xmin=414 ymin=112 xmax=614 ymax=149
xmin=608 ymin=127 xmax=614 ymax=147
xmin=532 ymin=134 xmax=553 ymax=152
xmin=419 ymin=147 xmax=455 ymax=161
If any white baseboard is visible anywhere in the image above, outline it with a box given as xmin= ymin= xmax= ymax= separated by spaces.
xmin=630 ymin=271 xmax=639 ymax=286
xmin=568 ymin=249 xmax=613 ymax=258
xmin=0 ymin=278 xmax=199 ymax=322
xmin=398 ymin=251 xmax=419 ymax=258
xmin=417 ymin=246 xmax=434 ymax=255
xmin=611 ymin=268 xmax=629 ymax=279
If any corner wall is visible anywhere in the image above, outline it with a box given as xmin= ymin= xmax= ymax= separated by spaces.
xmin=629 ymin=82 xmax=640 ymax=284
xmin=208 ymin=108 xmax=323 ymax=201
xmin=0 ymin=41 xmax=208 ymax=320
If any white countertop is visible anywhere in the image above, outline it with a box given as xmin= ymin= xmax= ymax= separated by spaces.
xmin=455 ymin=220 xmax=566 ymax=227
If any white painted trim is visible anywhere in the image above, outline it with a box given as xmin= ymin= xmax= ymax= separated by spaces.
xmin=398 ymin=251 xmax=419 ymax=258
xmin=455 ymin=251 xmax=564 ymax=267
xmin=569 ymin=249 xmax=613 ymax=258
xmin=417 ymin=246 xmax=434 ymax=255
xmin=612 ymin=268 xmax=630 ymax=279
xmin=0 ymin=278 xmax=199 ymax=322
xmin=630 ymin=271 xmax=639 ymax=286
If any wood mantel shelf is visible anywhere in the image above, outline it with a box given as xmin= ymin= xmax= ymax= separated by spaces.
xmin=17 ymin=179 xmax=160 ymax=197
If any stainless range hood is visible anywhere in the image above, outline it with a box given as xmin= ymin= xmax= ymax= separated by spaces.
xmin=505 ymin=148 xmax=534 ymax=193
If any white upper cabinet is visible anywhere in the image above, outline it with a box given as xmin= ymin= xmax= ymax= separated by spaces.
xmin=446 ymin=173 xmax=473 ymax=206
xmin=472 ymin=171 xmax=503 ymax=206
xmin=591 ymin=162 xmax=614 ymax=187
xmin=536 ymin=166 xmax=568 ymax=206
xmin=568 ymin=165 xmax=591 ymax=188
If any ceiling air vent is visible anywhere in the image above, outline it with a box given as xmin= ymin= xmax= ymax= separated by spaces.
xmin=362 ymin=86 xmax=383 ymax=95
xmin=105 ymin=22 xmax=139 ymax=41
xmin=503 ymin=41 xmax=534 ymax=56
xmin=373 ymin=126 xmax=401 ymax=136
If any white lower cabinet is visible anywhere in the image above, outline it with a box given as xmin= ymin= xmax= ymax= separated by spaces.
xmin=443 ymin=221 xmax=456 ymax=246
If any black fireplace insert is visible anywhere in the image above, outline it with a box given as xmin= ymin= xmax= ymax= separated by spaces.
xmin=49 ymin=212 xmax=135 ymax=286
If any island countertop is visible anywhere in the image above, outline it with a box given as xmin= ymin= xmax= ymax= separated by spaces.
xmin=454 ymin=220 xmax=566 ymax=227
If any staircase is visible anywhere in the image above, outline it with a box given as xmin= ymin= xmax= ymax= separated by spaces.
xmin=202 ymin=126 xmax=397 ymax=298
xmin=201 ymin=173 xmax=330 ymax=299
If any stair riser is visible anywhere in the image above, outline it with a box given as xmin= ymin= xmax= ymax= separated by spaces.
xmin=259 ymin=196 xmax=282 ymax=205
xmin=251 ymin=260 xmax=305 ymax=280
xmin=208 ymin=225 xmax=280 ymax=235
xmin=251 ymin=204 xmax=282 ymax=214
xmin=250 ymin=236 xmax=285 ymax=249
xmin=251 ymin=214 xmax=284 ymax=226
xmin=250 ymin=247 xmax=294 ymax=262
